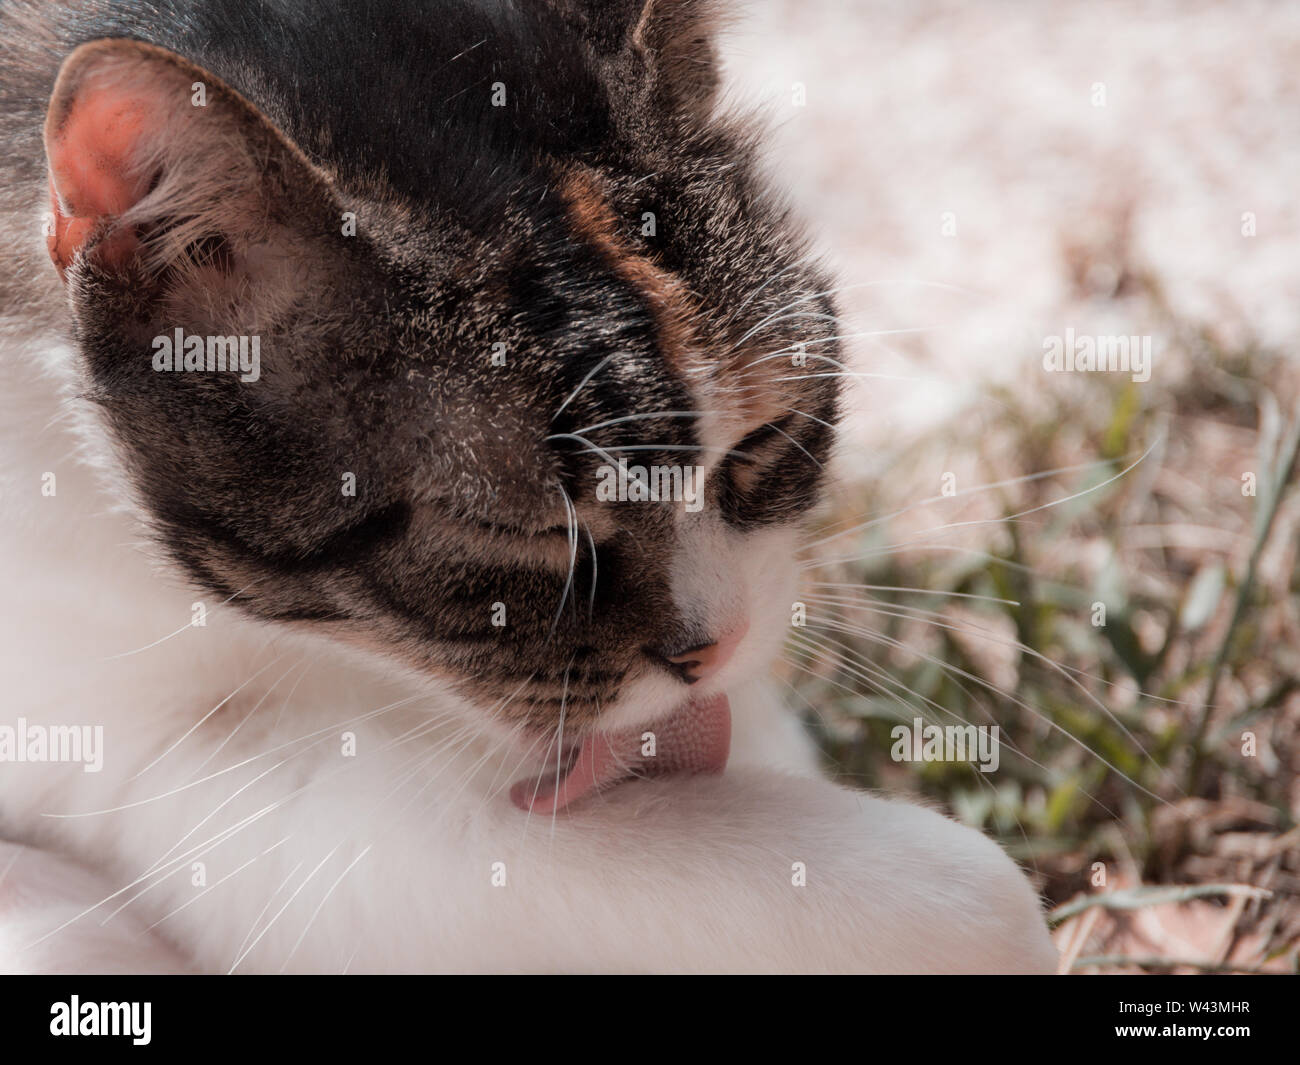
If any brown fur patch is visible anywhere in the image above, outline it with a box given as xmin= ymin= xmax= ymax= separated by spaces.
xmin=560 ymin=167 xmax=698 ymax=375
xmin=559 ymin=167 xmax=796 ymax=446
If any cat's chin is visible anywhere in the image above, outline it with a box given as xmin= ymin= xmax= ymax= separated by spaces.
xmin=508 ymin=694 xmax=731 ymax=815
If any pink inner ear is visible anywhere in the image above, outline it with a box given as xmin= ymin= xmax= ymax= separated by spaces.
xmin=46 ymin=91 xmax=154 ymax=277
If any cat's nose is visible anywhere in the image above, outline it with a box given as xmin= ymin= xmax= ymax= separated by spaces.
xmin=655 ymin=622 xmax=748 ymax=684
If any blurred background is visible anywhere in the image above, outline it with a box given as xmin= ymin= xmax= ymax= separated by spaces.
xmin=722 ymin=0 xmax=1300 ymax=973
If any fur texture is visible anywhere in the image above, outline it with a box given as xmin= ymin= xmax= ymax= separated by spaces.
xmin=0 ymin=0 xmax=1057 ymax=973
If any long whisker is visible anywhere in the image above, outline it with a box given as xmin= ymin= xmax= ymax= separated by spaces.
xmin=737 ymin=276 xmax=983 ymax=339
xmin=552 ymin=354 xmax=618 ymax=421
xmin=43 ymin=691 xmax=437 ymax=818
xmin=550 ymin=658 xmax=575 ymax=844
xmin=228 ymin=844 xmax=343 ymax=973
xmin=799 ymin=614 xmax=1168 ymax=804
xmin=566 ymin=410 xmax=710 ymax=436
xmin=230 ymin=860 xmax=303 ymax=971
xmin=103 ymin=582 xmax=260 ymax=660
xmin=784 ymin=632 xmax=1068 ymax=826
xmin=803 ymin=588 xmax=1209 ymax=708
xmin=26 ymin=799 xmax=286 ymax=953
xmin=769 ymin=420 xmax=823 ymax=470
xmin=128 ymin=652 xmax=290 ymax=780
xmin=277 ymin=845 xmax=373 ymax=972
xmin=727 ymin=310 xmax=840 ymax=350
xmin=141 ymin=836 xmax=290 ymax=934
xmin=719 ymin=256 xmax=816 ymax=329
xmin=735 ymin=328 xmax=943 ymax=371
xmin=186 ymin=658 xmax=307 ymax=781
xmin=803 ymin=442 xmax=1158 ymax=558
xmin=809 ymin=580 xmax=1019 ymax=606
xmin=564 ymin=442 xmax=752 ymax=461
xmin=780 ymin=641 xmax=1046 ymax=865
xmin=113 ymin=716 xmax=462 ymax=930
xmin=802 ymin=591 xmax=1169 ymax=763
xmin=550 ymin=486 xmax=579 ymax=634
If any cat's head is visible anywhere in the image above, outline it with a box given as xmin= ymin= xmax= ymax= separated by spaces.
xmin=42 ymin=0 xmax=840 ymax=794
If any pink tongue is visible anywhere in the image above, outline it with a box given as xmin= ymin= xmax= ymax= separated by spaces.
xmin=510 ymin=694 xmax=731 ymax=814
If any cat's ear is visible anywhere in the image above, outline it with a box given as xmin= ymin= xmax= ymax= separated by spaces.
xmin=554 ymin=0 xmax=723 ymax=116
xmin=630 ymin=0 xmax=723 ymax=112
xmin=43 ymin=38 xmax=335 ymax=286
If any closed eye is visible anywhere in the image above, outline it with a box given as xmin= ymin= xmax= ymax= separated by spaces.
xmin=730 ymin=413 xmax=797 ymax=467
xmin=720 ymin=412 xmax=821 ymax=501
xmin=733 ymin=423 xmax=782 ymax=462
xmin=470 ymin=517 xmax=574 ymax=539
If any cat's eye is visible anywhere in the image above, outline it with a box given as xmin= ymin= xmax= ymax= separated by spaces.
xmin=725 ymin=415 xmax=797 ymax=493
xmin=473 ymin=518 xmax=574 ymax=540
xmin=530 ymin=524 xmax=578 ymax=539
xmin=733 ymin=419 xmax=787 ymax=458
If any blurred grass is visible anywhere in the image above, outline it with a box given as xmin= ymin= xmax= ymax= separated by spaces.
xmin=789 ymin=273 xmax=1300 ymax=973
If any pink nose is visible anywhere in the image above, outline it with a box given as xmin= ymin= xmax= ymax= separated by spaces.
xmin=662 ymin=622 xmax=748 ymax=684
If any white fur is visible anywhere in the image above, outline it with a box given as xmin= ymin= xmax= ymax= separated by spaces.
xmin=0 ymin=310 xmax=1057 ymax=973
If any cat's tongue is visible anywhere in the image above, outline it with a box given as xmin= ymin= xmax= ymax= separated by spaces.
xmin=510 ymin=694 xmax=731 ymax=814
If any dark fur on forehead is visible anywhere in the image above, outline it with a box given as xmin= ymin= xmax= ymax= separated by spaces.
xmin=32 ymin=0 xmax=671 ymax=216
xmin=0 ymin=0 xmax=842 ymax=733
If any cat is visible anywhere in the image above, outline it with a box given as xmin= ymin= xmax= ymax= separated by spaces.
xmin=0 ymin=0 xmax=1058 ymax=973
